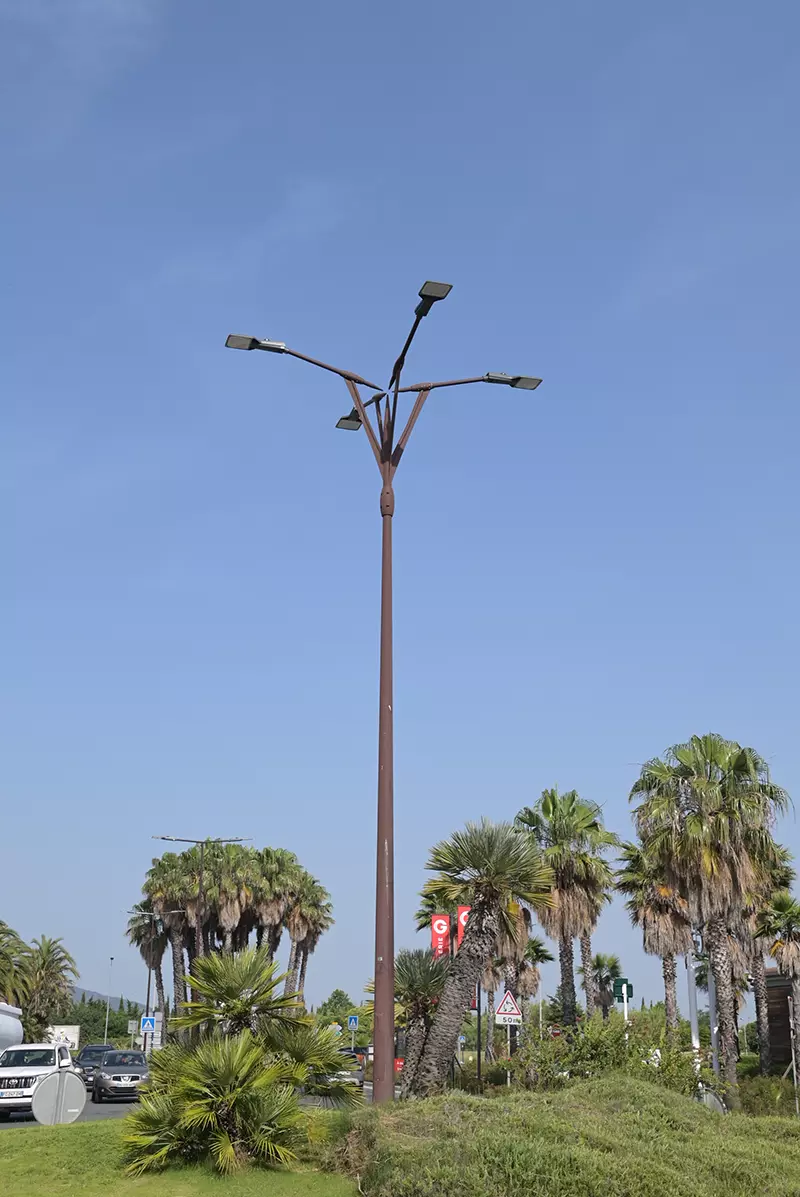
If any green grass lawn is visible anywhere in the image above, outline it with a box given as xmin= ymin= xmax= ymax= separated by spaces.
xmin=331 ymin=1074 xmax=800 ymax=1197
xmin=0 ymin=1118 xmax=355 ymax=1197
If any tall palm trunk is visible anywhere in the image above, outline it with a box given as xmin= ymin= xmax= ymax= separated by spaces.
xmin=297 ymin=944 xmax=309 ymax=1008
xmin=267 ymin=924 xmax=282 ymax=960
xmin=579 ymin=933 xmax=595 ymax=1017
xmin=662 ymin=954 xmax=678 ymax=1041
xmin=559 ymin=935 xmax=577 ymax=1026
xmin=751 ymin=952 xmax=771 ymax=1075
xmin=168 ymin=928 xmax=186 ymax=1019
xmin=411 ymin=901 xmax=500 ymax=1097
xmin=223 ymin=928 xmax=234 ymax=954
xmin=400 ymin=1016 xmax=430 ymax=1096
xmin=154 ymin=963 xmax=166 ymax=1019
xmin=256 ymin=927 xmax=264 ymax=950
xmin=283 ymin=938 xmax=301 ymax=1003
xmin=485 ymin=990 xmax=495 ymax=1061
xmin=706 ymin=915 xmax=740 ymax=1108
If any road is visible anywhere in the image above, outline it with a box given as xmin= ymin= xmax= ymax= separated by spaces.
xmin=0 ymin=1083 xmax=380 ymax=1129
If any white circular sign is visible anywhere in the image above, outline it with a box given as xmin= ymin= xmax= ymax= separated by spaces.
xmin=458 ymin=910 xmax=469 ymax=927
xmin=432 ymin=918 xmax=449 ymax=936
xmin=32 ymin=1070 xmax=86 ymax=1125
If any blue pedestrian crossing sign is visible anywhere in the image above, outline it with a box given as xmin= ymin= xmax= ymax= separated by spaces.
xmin=347 ymin=1015 xmax=359 ymax=1031
xmin=140 ymin=1015 xmax=156 ymax=1033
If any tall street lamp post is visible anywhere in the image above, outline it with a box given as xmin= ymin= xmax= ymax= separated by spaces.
xmin=103 ymin=956 xmax=114 ymax=1044
xmin=153 ymin=836 xmax=251 ymax=960
xmin=226 ymin=282 xmax=541 ymax=1102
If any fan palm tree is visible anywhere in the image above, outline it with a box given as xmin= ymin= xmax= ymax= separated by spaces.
xmin=616 ymin=842 xmax=693 ymax=1039
xmin=172 ymin=946 xmax=301 ymax=1036
xmin=408 ymin=818 xmax=553 ymax=1097
xmin=390 ymin=949 xmax=449 ymax=1094
xmin=253 ymin=848 xmax=301 ymax=958
xmin=296 ymin=897 xmax=334 ymax=1009
xmin=630 ymin=733 xmax=789 ymax=1106
xmin=579 ymin=953 xmax=621 ymax=1020
xmin=742 ymin=847 xmax=795 ymax=1075
xmin=756 ymin=892 xmax=800 ymax=1069
xmin=517 ymin=936 xmax=554 ymax=1025
xmin=126 ymin=901 xmax=168 ymax=1018
xmin=515 ymin=788 xmax=618 ymax=1025
xmin=282 ymin=874 xmax=331 ymax=1004
xmin=145 ymin=852 xmax=192 ymax=1015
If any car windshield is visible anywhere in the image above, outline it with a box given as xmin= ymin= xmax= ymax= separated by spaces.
xmin=80 ymin=1050 xmax=107 ymax=1064
xmin=103 ymin=1052 xmax=146 ymax=1068
xmin=0 ymin=1048 xmax=56 ymax=1068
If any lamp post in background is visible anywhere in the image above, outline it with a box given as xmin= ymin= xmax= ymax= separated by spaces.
xmin=226 ymin=282 xmax=541 ymax=1102
xmin=153 ymin=836 xmax=251 ymax=960
xmin=103 ymin=956 xmax=114 ymax=1044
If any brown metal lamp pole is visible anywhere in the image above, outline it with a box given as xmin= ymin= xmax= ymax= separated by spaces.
xmin=226 ymin=283 xmax=541 ymax=1103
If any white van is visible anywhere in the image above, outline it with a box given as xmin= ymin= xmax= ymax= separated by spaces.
xmin=0 ymin=1004 xmax=23 ymax=1053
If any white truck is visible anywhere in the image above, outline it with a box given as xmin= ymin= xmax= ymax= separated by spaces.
xmin=0 ymin=1003 xmax=23 ymax=1053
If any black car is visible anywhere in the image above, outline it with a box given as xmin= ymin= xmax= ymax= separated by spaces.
xmin=74 ymin=1044 xmax=115 ymax=1088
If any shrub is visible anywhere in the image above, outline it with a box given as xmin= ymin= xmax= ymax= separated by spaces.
xmin=739 ymin=1075 xmax=799 ymax=1117
xmin=325 ymin=1075 xmax=800 ymax=1197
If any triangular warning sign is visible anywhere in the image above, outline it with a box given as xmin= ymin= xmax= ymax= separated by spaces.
xmin=495 ymin=991 xmax=522 ymax=1017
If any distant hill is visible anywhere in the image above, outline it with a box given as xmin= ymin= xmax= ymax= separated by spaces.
xmin=72 ymin=987 xmax=144 ymax=1008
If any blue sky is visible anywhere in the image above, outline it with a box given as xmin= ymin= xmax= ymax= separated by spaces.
xmin=2 ymin=1 xmax=799 ymax=1019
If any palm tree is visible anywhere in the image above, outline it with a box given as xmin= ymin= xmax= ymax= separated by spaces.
xmin=756 ymin=892 xmax=800 ymax=1069
xmin=282 ymin=873 xmax=331 ymax=1005
xmin=515 ymin=788 xmax=617 ymax=1025
xmin=408 ymin=819 xmax=553 ymax=1097
xmin=616 ymin=842 xmax=692 ymax=1039
xmin=743 ymin=847 xmax=795 ymax=1075
xmin=631 ymin=733 xmax=789 ymax=1106
xmin=126 ymin=901 xmax=168 ymax=1018
xmin=0 ymin=922 xmax=26 ymax=1007
xmin=18 ymin=936 xmax=79 ymax=1038
xmin=296 ymin=897 xmax=334 ymax=1009
xmin=391 ymin=949 xmax=448 ymax=1095
xmin=145 ymin=852 xmax=191 ymax=1016
xmin=253 ymin=848 xmax=301 ymax=958
xmin=172 ymin=946 xmax=301 ymax=1036
xmin=579 ymin=953 xmax=621 ymax=1019
xmin=517 ymin=936 xmax=554 ymax=1028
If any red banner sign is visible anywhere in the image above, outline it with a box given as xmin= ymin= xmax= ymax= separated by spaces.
xmin=457 ymin=905 xmax=471 ymax=947
xmin=431 ymin=914 xmax=450 ymax=958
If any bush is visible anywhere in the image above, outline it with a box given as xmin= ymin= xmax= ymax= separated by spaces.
xmin=740 ymin=1075 xmax=799 ymax=1117
xmin=512 ymin=1015 xmax=716 ymax=1099
xmin=325 ymin=1075 xmax=800 ymax=1197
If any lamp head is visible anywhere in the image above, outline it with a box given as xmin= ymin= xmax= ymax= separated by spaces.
xmin=335 ymin=408 xmax=362 ymax=431
xmin=225 ymin=335 xmax=286 ymax=353
xmin=415 ymin=280 xmax=453 ymax=318
xmin=485 ymin=372 xmax=542 ymax=390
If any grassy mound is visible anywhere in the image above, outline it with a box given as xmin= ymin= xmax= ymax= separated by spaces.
xmin=0 ymin=1117 xmax=354 ymax=1197
xmin=331 ymin=1074 xmax=800 ymax=1197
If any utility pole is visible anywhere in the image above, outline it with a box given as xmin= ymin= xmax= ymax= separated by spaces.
xmin=226 ymin=285 xmax=540 ymax=1100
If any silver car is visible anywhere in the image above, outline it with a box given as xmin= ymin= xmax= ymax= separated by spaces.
xmin=91 ymin=1050 xmax=149 ymax=1102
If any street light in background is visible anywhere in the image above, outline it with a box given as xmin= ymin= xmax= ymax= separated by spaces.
xmin=226 ymin=281 xmax=541 ymax=1103
xmin=103 ymin=957 xmax=114 ymax=1044
xmin=152 ymin=836 xmax=251 ymax=961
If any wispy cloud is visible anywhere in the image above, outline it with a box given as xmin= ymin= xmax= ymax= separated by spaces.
xmin=0 ymin=0 xmax=162 ymax=138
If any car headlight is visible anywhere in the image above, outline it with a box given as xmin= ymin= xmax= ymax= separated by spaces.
xmin=100 ymin=1071 xmax=111 ymax=1079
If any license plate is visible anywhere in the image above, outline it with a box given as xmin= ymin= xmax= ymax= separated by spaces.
xmin=0 ymin=1091 xmax=26 ymax=1099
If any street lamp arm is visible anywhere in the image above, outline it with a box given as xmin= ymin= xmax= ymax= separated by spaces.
xmin=280 ymin=346 xmax=385 ymax=393
xmin=396 ymin=376 xmax=490 ymax=393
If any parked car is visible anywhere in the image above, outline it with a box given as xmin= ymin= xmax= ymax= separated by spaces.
xmin=0 ymin=1042 xmax=73 ymax=1120
xmin=91 ymin=1050 xmax=149 ymax=1102
xmin=74 ymin=1044 xmax=115 ymax=1089
xmin=321 ymin=1049 xmax=365 ymax=1089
